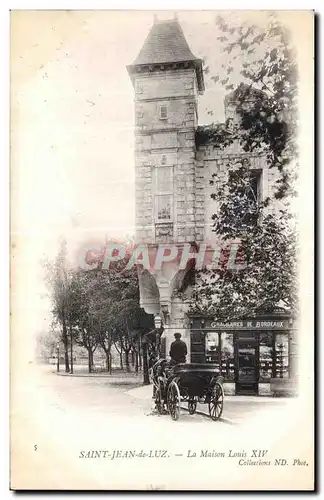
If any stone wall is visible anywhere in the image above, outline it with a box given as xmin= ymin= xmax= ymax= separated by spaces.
xmin=134 ymin=67 xmax=199 ymax=246
xmin=197 ymin=142 xmax=283 ymax=242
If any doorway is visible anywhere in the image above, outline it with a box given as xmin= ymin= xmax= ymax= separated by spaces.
xmin=235 ymin=338 xmax=258 ymax=395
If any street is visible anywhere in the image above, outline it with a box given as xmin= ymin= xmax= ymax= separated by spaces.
xmin=10 ymin=363 xmax=313 ymax=490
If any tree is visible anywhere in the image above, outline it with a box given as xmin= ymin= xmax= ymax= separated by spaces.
xmin=189 ymin=160 xmax=298 ymax=320
xmin=96 ymin=258 xmax=154 ymax=377
xmin=86 ymin=271 xmax=116 ymax=374
xmin=45 ymin=239 xmax=154 ymax=377
xmin=44 ymin=239 xmax=71 ymax=372
xmin=68 ymin=269 xmax=99 ymax=373
xmin=198 ymin=12 xmax=298 ymax=199
xmin=36 ymin=327 xmax=58 ymax=362
xmin=190 ymin=13 xmax=298 ymax=320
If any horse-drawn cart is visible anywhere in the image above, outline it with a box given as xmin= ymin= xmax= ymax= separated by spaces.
xmin=151 ymin=361 xmax=224 ymax=421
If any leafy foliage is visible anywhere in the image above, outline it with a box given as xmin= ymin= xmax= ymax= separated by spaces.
xmin=43 ymin=238 xmax=72 ymax=371
xmin=197 ymin=13 xmax=298 ymax=199
xmin=45 ymin=244 xmax=153 ymax=373
xmin=188 ymin=160 xmax=298 ymax=319
xmin=188 ymin=14 xmax=299 ymax=320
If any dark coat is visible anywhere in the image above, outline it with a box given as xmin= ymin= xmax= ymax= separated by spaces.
xmin=169 ymin=339 xmax=187 ymax=364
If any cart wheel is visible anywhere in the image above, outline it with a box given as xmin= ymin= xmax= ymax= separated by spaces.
xmin=208 ymin=382 xmax=224 ymax=421
xmin=155 ymin=387 xmax=164 ymax=415
xmin=167 ymin=381 xmax=180 ymax=421
xmin=188 ymin=398 xmax=197 ymax=415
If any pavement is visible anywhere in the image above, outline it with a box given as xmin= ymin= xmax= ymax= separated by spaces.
xmin=127 ymin=383 xmax=290 ymax=425
xmin=54 ymin=366 xmax=291 ymax=425
xmin=10 ymin=363 xmax=312 ymax=490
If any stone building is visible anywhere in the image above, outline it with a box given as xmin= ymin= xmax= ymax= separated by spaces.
xmin=127 ymin=17 xmax=297 ymax=395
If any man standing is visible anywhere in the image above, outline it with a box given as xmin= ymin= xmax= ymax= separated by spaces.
xmin=169 ymin=333 xmax=187 ymax=365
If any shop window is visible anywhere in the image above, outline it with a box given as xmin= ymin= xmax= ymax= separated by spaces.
xmin=259 ymin=332 xmax=273 ymax=380
xmin=220 ymin=332 xmax=235 ymax=381
xmin=205 ymin=332 xmax=235 ymax=381
xmin=275 ymin=333 xmax=289 ymax=378
xmin=205 ymin=332 xmax=220 ymax=369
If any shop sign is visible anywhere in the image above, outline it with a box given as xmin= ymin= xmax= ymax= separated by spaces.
xmin=207 ymin=319 xmax=289 ymax=330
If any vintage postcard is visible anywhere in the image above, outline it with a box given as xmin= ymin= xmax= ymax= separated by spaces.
xmin=10 ymin=10 xmax=314 ymax=490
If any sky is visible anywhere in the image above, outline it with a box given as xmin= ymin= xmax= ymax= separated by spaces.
xmin=11 ymin=11 xmax=235 ymax=257
xmin=11 ymin=10 xmax=232 ymax=346
xmin=10 ymin=10 xmax=312 ymax=347
xmin=11 ymin=10 xmax=300 ymax=255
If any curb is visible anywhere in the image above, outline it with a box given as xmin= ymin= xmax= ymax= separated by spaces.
xmin=53 ymin=371 xmax=143 ymax=380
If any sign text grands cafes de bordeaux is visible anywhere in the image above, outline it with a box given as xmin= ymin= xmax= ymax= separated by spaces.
xmin=192 ymin=318 xmax=292 ymax=331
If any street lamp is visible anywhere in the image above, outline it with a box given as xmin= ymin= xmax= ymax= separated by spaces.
xmin=141 ymin=335 xmax=150 ymax=386
xmin=154 ymin=314 xmax=164 ymax=358
xmin=56 ymin=342 xmax=60 ymax=373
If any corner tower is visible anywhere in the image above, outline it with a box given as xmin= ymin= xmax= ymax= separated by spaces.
xmin=127 ymin=17 xmax=204 ymax=246
xmin=127 ymin=17 xmax=204 ymax=353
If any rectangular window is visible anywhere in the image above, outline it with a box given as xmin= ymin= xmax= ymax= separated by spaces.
xmin=156 ymin=166 xmax=172 ymax=192
xmin=228 ymin=169 xmax=262 ymax=205
xmin=248 ymin=170 xmax=262 ymax=204
xmin=156 ymin=195 xmax=172 ymax=221
xmin=155 ymin=166 xmax=173 ymax=222
xmin=159 ymin=104 xmax=168 ymax=120
xmin=227 ymin=168 xmax=262 ymax=229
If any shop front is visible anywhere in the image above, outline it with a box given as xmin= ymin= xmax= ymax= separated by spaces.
xmin=189 ymin=312 xmax=296 ymax=396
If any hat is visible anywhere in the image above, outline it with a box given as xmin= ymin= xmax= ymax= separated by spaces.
xmin=174 ymin=333 xmax=181 ymax=339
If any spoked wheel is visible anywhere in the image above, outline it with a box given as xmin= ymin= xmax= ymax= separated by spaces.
xmin=155 ymin=386 xmax=164 ymax=415
xmin=208 ymin=382 xmax=224 ymax=421
xmin=167 ymin=381 xmax=181 ymax=421
xmin=188 ymin=397 xmax=197 ymax=415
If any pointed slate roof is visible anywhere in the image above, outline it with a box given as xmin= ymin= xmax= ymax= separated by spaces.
xmin=133 ymin=18 xmax=197 ymax=65
xmin=128 ymin=18 xmax=204 ymax=92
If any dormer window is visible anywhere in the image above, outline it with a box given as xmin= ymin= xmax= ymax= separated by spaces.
xmin=159 ymin=104 xmax=168 ymax=120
